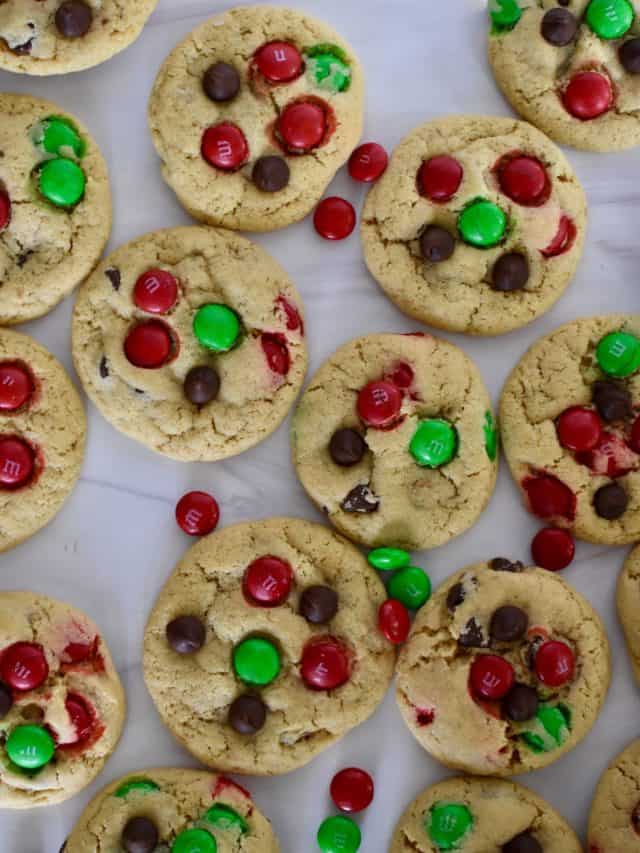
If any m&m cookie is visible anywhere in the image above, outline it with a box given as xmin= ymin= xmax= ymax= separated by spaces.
xmin=489 ymin=0 xmax=640 ymax=151
xmin=291 ymin=333 xmax=498 ymax=550
xmin=588 ymin=739 xmax=640 ymax=852
xmin=395 ymin=560 xmax=610 ymax=775
xmin=390 ymin=776 xmax=582 ymax=852
xmin=72 ymin=226 xmax=306 ymax=461
xmin=142 ymin=518 xmax=394 ymax=775
xmin=616 ymin=545 xmax=640 ymax=682
xmin=0 ymin=591 xmax=124 ymax=808
xmin=0 ymin=93 xmax=111 ymax=324
xmin=501 ymin=315 xmax=640 ymax=544
xmin=148 ymin=6 xmax=363 ymax=231
xmin=0 ymin=1 xmax=157 ymax=75
xmin=0 ymin=329 xmax=85 ymax=552
xmin=61 ymin=768 xmax=279 ymax=852
xmin=361 ymin=116 xmax=586 ymax=335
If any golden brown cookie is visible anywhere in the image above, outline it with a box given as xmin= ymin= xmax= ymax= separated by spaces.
xmin=617 ymin=544 xmax=640 ymax=682
xmin=588 ymin=739 xmax=640 ymax=852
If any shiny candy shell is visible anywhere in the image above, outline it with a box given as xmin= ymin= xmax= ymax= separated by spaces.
xmin=378 ymin=599 xmax=411 ymax=644
xmin=175 ymin=491 xmax=220 ymax=536
xmin=348 ymin=143 xmax=388 ymax=182
xmin=330 ymin=767 xmax=374 ymax=813
xmin=6 ymin=724 xmax=55 ymax=769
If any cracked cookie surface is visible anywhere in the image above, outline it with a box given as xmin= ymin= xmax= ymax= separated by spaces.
xmin=148 ymin=5 xmax=363 ymax=231
xmin=395 ymin=561 xmax=610 ymax=775
xmin=0 ymin=1 xmax=157 ymax=75
xmin=361 ymin=116 xmax=586 ymax=336
xmin=142 ymin=518 xmax=394 ymax=776
xmin=72 ymin=226 xmax=307 ymax=462
xmin=64 ymin=767 xmax=279 ymax=852
xmin=291 ymin=333 xmax=498 ymax=550
xmin=0 ymin=92 xmax=111 ymax=324
xmin=390 ymin=776 xmax=582 ymax=852
xmin=616 ymin=545 xmax=640 ymax=682
xmin=588 ymin=739 xmax=640 ymax=852
xmin=0 ymin=591 xmax=124 ymax=808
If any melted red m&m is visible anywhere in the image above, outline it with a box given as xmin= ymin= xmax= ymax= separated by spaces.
xmin=64 ymin=693 xmax=94 ymax=745
xmin=534 ymin=640 xmax=574 ymax=687
xmin=498 ymin=155 xmax=550 ymax=206
xmin=357 ymin=380 xmax=402 ymax=428
xmin=278 ymin=100 xmax=327 ymax=152
xmin=522 ymin=473 xmax=576 ymax=521
xmin=348 ymin=142 xmax=388 ymax=183
xmin=134 ymin=269 xmax=178 ymax=314
xmin=261 ymin=333 xmax=290 ymax=375
xmin=469 ymin=654 xmax=515 ymax=700
xmin=418 ymin=156 xmax=463 ymax=202
xmin=542 ymin=214 xmax=576 ymax=258
xmin=0 ymin=436 xmax=35 ymax=489
xmin=556 ymin=407 xmax=602 ymax=451
xmin=254 ymin=41 xmax=303 ymax=83
xmin=386 ymin=362 xmax=414 ymax=390
xmin=124 ymin=321 xmax=173 ymax=369
xmin=0 ymin=363 xmax=33 ymax=412
xmin=630 ymin=416 xmax=640 ymax=453
xmin=330 ymin=767 xmax=374 ymax=813
xmin=243 ymin=556 xmax=293 ymax=607
xmin=0 ymin=642 xmax=48 ymax=691
xmin=0 ymin=189 xmax=11 ymax=230
xmin=201 ymin=122 xmax=249 ymax=171
xmin=300 ymin=636 xmax=351 ymax=690
xmin=563 ymin=71 xmax=613 ymax=120
xmin=277 ymin=296 xmax=303 ymax=332
xmin=175 ymin=491 xmax=220 ymax=536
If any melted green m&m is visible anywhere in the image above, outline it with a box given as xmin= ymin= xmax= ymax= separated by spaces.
xmin=203 ymin=803 xmax=248 ymax=834
xmin=114 ymin=778 xmax=160 ymax=798
xmin=410 ymin=419 xmax=458 ymax=468
xmin=521 ymin=704 xmax=571 ymax=753
xmin=172 ymin=827 xmax=217 ymax=853
xmin=596 ymin=331 xmax=640 ymax=378
xmin=233 ymin=637 xmax=280 ymax=686
xmin=489 ymin=0 xmax=522 ymax=32
xmin=36 ymin=116 xmax=85 ymax=159
xmin=458 ymin=198 xmax=506 ymax=248
xmin=388 ymin=566 xmax=431 ymax=610
xmin=426 ymin=802 xmax=474 ymax=850
xmin=6 ymin=724 xmax=55 ymax=770
xmin=586 ymin=0 xmax=634 ymax=40
xmin=367 ymin=547 xmax=410 ymax=572
xmin=305 ymin=44 xmax=351 ymax=92
xmin=193 ymin=304 xmax=241 ymax=352
xmin=38 ymin=158 xmax=86 ymax=208
xmin=484 ymin=411 xmax=498 ymax=461
xmin=317 ymin=815 xmax=361 ymax=853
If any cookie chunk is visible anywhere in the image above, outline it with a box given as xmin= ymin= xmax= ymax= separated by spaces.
xmin=291 ymin=333 xmax=498 ymax=550
xmin=143 ymin=518 xmax=394 ymax=776
xmin=617 ymin=544 xmax=640 ymax=682
xmin=0 ymin=591 xmax=125 ymax=808
xmin=501 ymin=314 xmax=640 ymax=544
xmin=72 ymin=226 xmax=307 ymax=462
xmin=0 ymin=1 xmax=157 ymax=75
xmin=62 ymin=768 xmax=279 ymax=852
xmin=0 ymin=329 xmax=85 ymax=552
xmin=148 ymin=5 xmax=363 ymax=231
xmin=395 ymin=561 xmax=610 ymax=775
xmin=361 ymin=116 xmax=586 ymax=335
xmin=588 ymin=739 xmax=640 ymax=852
xmin=391 ymin=776 xmax=582 ymax=852
xmin=0 ymin=92 xmax=111 ymax=324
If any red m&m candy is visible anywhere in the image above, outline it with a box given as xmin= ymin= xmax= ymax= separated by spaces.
xmin=0 ymin=189 xmax=11 ymax=230
xmin=243 ymin=556 xmax=293 ymax=607
xmin=469 ymin=654 xmax=515 ymax=700
xmin=357 ymin=380 xmax=402 ymax=428
xmin=534 ymin=640 xmax=574 ymax=687
xmin=531 ymin=527 xmax=575 ymax=571
xmin=556 ymin=407 xmax=602 ymax=451
xmin=277 ymin=100 xmax=327 ymax=152
xmin=254 ymin=41 xmax=303 ymax=82
xmin=314 ymin=197 xmax=356 ymax=240
xmin=418 ymin=156 xmax=463 ymax=202
xmin=630 ymin=416 xmax=640 ymax=453
xmin=277 ymin=296 xmax=303 ymax=332
xmin=378 ymin=599 xmax=411 ymax=645
xmin=0 ymin=363 xmax=33 ymax=412
xmin=522 ymin=473 xmax=576 ymax=521
xmin=261 ymin=333 xmax=290 ymax=375
xmin=300 ymin=636 xmax=351 ymax=690
xmin=124 ymin=321 xmax=173 ymax=369
xmin=0 ymin=437 xmax=35 ymax=489
xmin=348 ymin=143 xmax=388 ymax=183
xmin=387 ymin=362 xmax=414 ymax=390
xmin=330 ymin=767 xmax=374 ymax=813
xmin=201 ymin=122 xmax=249 ymax=171
xmin=563 ymin=71 xmax=613 ymax=120
xmin=175 ymin=491 xmax=220 ymax=536
xmin=1 ymin=642 xmax=48 ymax=691
xmin=63 ymin=693 xmax=93 ymax=745
xmin=542 ymin=214 xmax=575 ymax=258
xmin=498 ymin=156 xmax=549 ymax=206
xmin=134 ymin=269 xmax=178 ymax=314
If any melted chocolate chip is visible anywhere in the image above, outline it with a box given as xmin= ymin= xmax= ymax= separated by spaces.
xmin=341 ymin=484 xmax=380 ymax=513
xmin=121 ymin=817 xmax=159 ymax=853
xmin=620 ymin=38 xmax=640 ymax=74
xmin=420 ymin=226 xmax=455 ymax=262
xmin=593 ymin=380 xmax=632 ymax=422
xmin=490 ymin=557 xmax=524 ymax=573
xmin=99 ymin=357 xmax=109 ymax=378
xmin=446 ymin=582 xmax=465 ymax=612
xmin=0 ymin=682 xmax=13 ymax=719
xmin=105 ymin=267 xmax=121 ymax=290
xmin=458 ymin=617 xmax=485 ymax=648
xmin=492 ymin=253 xmax=529 ymax=292
xmin=203 ymin=62 xmax=241 ymax=102
xmin=55 ymin=1 xmax=93 ymax=38
xmin=541 ymin=7 xmax=577 ymax=46
xmin=594 ymin=482 xmax=628 ymax=519
xmin=299 ymin=585 xmax=338 ymax=624
xmin=166 ymin=615 xmax=206 ymax=654
xmin=490 ymin=605 xmax=528 ymax=642
xmin=502 ymin=832 xmax=543 ymax=853
xmin=228 ymin=693 xmax=267 ymax=734
xmin=329 ymin=428 xmax=366 ymax=467
xmin=252 ymin=156 xmax=290 ymax=192
xmin=184 ymin=365 xmax=220 ymax=405
xmin=503 ymin=684 xmax=538 ymax=722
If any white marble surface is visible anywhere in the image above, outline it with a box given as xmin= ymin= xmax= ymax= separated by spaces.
xmin=1 ymin=0 xmax=639 ymax=849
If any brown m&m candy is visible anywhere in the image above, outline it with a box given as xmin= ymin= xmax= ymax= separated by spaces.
xmin=329 ymin=428 xmax=366 ymax=466
xmin=203 ymin=62 xmax=241 ymax=102
xmin=228 ymin=693 xmax=267 ymax=734
xmin=55 ymin=1 xmax=93 ymax=38
xmin=299 ymin=585 xmax=339 ymax=624
xmin=252 ymin=156 xmax=290 ymax=192
xmin=166 ymin=615 xmax=206 ymax=654
xmin=121 ymin=817 xmax=159 ymax=853
xmin=184 ymin=366 xmax=220 ymax=405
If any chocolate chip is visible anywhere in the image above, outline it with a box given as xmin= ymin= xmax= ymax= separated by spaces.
xmin=55 ymin=1 xmax=93 ymax=38
xmin=203 ymin=62 xmax=241 ymax=102
xmin=490 ymin=605 xmax=528 ymax=642
xmin=252 ymin=156 xmax=290 ymax=192
xmin=490 ymin=557 xmax=524 ymax=573
xmin=299 ymin=585 xmax=339 ymax=624
xmin=329 ymin=428 xmax=366 ymax=467
xmin=458 ymin=617 xmax=485 ymax=648
xmin=446 ymin=582 xmax=465 ymax=612
xmin=541 ymin=7 xmax=577 ymax=45
xmin=620 ymin=38 xmax=640 ymax=74
xmin=341 ymin=484 xmax=380 ymax=513
xmin=491 ymin=253 xmax=529 ymax=292
xmin=502 ymin=832 xmax=542 ymax=853
xmin=184 ymin=365 xmax=220 ymax=405
xmin=121 ymin=817 xmax=158 ymax=853
xmin=558 ymin=0 xmax=570 ymax=5
xmin=166 ymin=615 xmax=205 ymax=654
xmin=228 ymin=693 xmax=267 ymax=734
xmin=105 ymin=267 xmax=121 ymax=290
xmin=99 ymin=357 xmax=109 ymax=378
xmin=632 ymin=801 xmax=640 ymax=835
xmin=594 ymin=482 xmax=628 ymax=519
xmin=0 ymin=682 xmax=13 ymax=719
xmin=503 ymin=684 xmax=539 ymax=722
xmin=593 ymin=380 xmax=632 ymax=422
xmin=420 ymin=226 xmax=455 ymax=262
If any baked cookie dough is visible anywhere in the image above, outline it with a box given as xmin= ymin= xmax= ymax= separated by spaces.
xmin=361 ymin=116 xmax=586 ymax=336
xmin=616 ymin=544 xmax=640 ymax=682
xmin=390 ymin=776 xmax=582 ymax=852
xmin=501 ymin=314 xmax=640 ymax=544
xmin=72 ymin=226 xmax=307 ymax=462
xmin=143 ymin=518 xmax=394 ymax=776
xmin=148 ymin=5 xmax=363 ymax=231
xmin=0 ymin=329 xmax=85 ymax=553
xmin=488 ymin=0 xmax=640 ymax=152
xmin=0 ymin=1 xmax=157 ymax=76
xmin=395 ymin=560 xmax=610 ymax=775
xmin=588 ymin=739 xmax=640 ymax=852
xmin=0 ymin=591 xmax=125 ymax=809
xmin=0 ymin=92 xmax=111 ymax=324
xmin=291 ymin=333 xmax=498 ymax=550
xmin=62 ymin=769 xmax=278 ymax=853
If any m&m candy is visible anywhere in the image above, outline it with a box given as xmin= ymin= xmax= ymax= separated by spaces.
xmin=418 ymin=156 xmax=463 ymax=202
xmin=305 ymin=45 xmax=351 ymax=92
xmin=254 ymin=41 xmax=303 ymax=83
xmin=557 ymin=407 xmax=602 ymax=451
xmin=410 ymin=419 xmax=457 ymax=468
xmin=387 ymin=566 xmax=431 ymax=610
xmin=233 ymin=637 xmax=281 ymax=686
xmin=175 ymin=491 xmax=220 ymax=536
xmin=6 ymin=724 xmax=55 ymax=769
xmin=0 ymin=363 xmax=33 ymax=412
xmin=314 ymin=197 xmax=356 ymax=240
xmin=193 ymin=304 xmax=240 ymax=352
xmin=0 ymin=641 xmax=48 ymax=690
xmin=378 ymin=599 xmax=411 ymax=644
xmin=469 ymin=654 xmax=515 ymax=700
xmin=357 ymin=380 xmax=402 ymax=428
xmin=300 ymin=636 xmax=351 ymax=690
xmin=531 ymin=528 xmax=575 ymax=572
xmin=534 ymin=640 xmax=574 ymax=687
xmin=563 ymin=72 xmax=613 ymax=120
xmin=171 ymin=827 xmax=217 ymax=853
xmin=36 ymin=116 xmax=85 ymax=158
xmin=124 ymin=321 xmax=173 ymax=369
xmin=317 ymin=815 xmax=361 ymax=853
xmin=0 ymin=189 xmax=10 ymax=230
xmin=458 ymin=199 xmax=507 ymax=248
xmin=38 ymin=158 xmax=86 ymax=207
xmin=367 ymin=547 xmax=410 ymax=572
xmin=596 ymin=331 xmax=640 ymax=377
xmin=348 ymin=143 xmax=388 ymax=183
xmin=277 ymin=101 xmax=327 ymax=152
xmin=0 ymin=438 xmax=35 ymax=489
xmin=201 ymin=123 xmax=248 ymax=171
xmin=489 ymin=0 xmax=522 ymax=31
xmin=243 ymin=556 xmax=293 ymax=607
xmin=330 ymin=767 xmax=374 ymax=813
xmin=203 ymin=803 xmax=248 ymax=833
xmin=427 ymin=802 xmax=474 ymax=849
xmin=134 ymin=269 xmax=178 ymax=314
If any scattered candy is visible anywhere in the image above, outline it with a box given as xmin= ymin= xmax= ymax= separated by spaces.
xmin=317 ymin=815 xmax=361 ymax=853
xmin=183 ymin=366 xmax=220 ymax=406
xmin=277 ymin=100 xmax=327 ymax=152
xmin=427 ymin=802 xmax=473 ymax=849
xmin=620 ymin=37 xmax=640 ymax=73
xmin=201 ymin=123 xmax=248 ymax=171
xmin=330 ymin=767 xmax=374 ymax=813
xmin=0 ymin=437 xmax=34 ymax=489
xmin=0 ymin=189 xmax=10 ymax=230
xmin=387 ymin=566 xmax=431 ymax=610
xmin=252 ymin=155 xmax=290 ymax=192
xmin=305 ymin=44 xmax=351 ymax=92
xmin=484 ymin=411 xmax=499 ymax=460
xmin=469 ymin=654 xmax=515 ymax=700
xmin=171 ymin=828 xmax=217 ymax=853
xmin=368 ymin=547 xmax=410 ymax=572
xmin=193 ymin=304 xmax=240 ymax=352
xmin=243 ymin=556 xmax=293 ymax=607
xmin=255 ymin=41 xmax=303 ymax=83
xmin=300 ymin=636 xmax=351 ymax=690
xmin=458 ymin=198 xmax=506 ymax=248
xmin=410 ymin=419 xmax=457 ymax=468
xmin=204 ymin=803 xmax=248 ymax=833
xmin=531 ymin=527 xmax=575 ymax=571
xmin=261 ymin=334 xmax=290 ymax=375
xmin=418 ymin=155 xmax=463 ymax=202
xmin=541 ymin=7 xmax=578 ymax=45
xmin=114 ymin=778 xmax=160 ymax=798
xmin=175 ymin=491 xmax=220 ymax=536
xmin=522 ymin=473 xmax=576 ymax=521
xmin=0 ymin=363 xmax=33 ymax=411
xmin=299 ymin=585 xmax=339 ymax=624
xmin=420 ymin=226 xmax=455 ymax=262
xmin=329 ymin=428 xmax=367 ymax=466
xmin=563 ymin=72 xmax=613 ymax=120
xmin=378 ymin=599 xmax=411 ymax=644
xmin=233 ymin=637 xmax=281 ymax=686
xmin=498 ymin=156 xmax=549 ymax=206
xmin=134 ymin=269 xmax=178 ymax=314
xmin=556 ymin=406 xmax=602 ymax=451
xmin=586 ymin=0 xmax=634 ymax=40
xmin=121 ymin=817 xmax=159 ymax=853
xmin=594 ymin=482 xmax=628 ymax=519
xmin=357 ymin=380 xmax=402 ymax=428
xmin=534 ymin=640 xmax=574 ymax=687
xmin=0 ymin=641 xmax=48 ymax=690
xmin=596 ymin=331 xmax=640 ymax=378
xmin=124 ymin=321 xmax=173 ymax=368
xmin=314 ymin=197 xmax=356 ymax=240
xmin=203 ymin=62 xmax=240 ymax=102
xmin=55 ymin=1 xmax=93 ymax=38
xmin=348 ymin=143 xmax=388 ymax=182
xmin=6 ymin=724 xmax=55 ymax=769
xmin=38 ymin=158 xmax=86 ymax=208
xmin=228 ymin=693 xmax=267 ymax=734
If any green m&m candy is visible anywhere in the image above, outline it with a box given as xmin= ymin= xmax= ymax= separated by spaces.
xmin=388 ymin=566 xmax=431 ymax=610
xmin=305 ymin=44 xmax=351 ymax=92
xmin=114 ymin=778 xmax=160 ymax=798
xmin=38 ymin=158 xmax=86 ymax=208
xmin=36 ymin=116 xmax=85 ymax=159
xmin=484 ymin=411 xmax=498 ymax=461
xmin=367 ymin=547 xmax=410 ymax=572
xmin=426 ymin=802 xmax=474 ymax=850
xmin=458 ymin=199 xmax=507 ymax=248
xmin=6 ymin=724 xmax=55 ymax=770
xmin=596 ymin=331 xmax=640 ymax=378
xmin=521 ymin=704 xmax=571 ymax=753
xmin=488 ymin=0 xmax=522 ymax=32
xmin=586 ymin=0 xmax=634 ymax=40
xmin=172 ymin=827 xmax=217 ymax=853
xmin=193 ymin=304 xmax=241 ymax=352
xmin=410 ymin=419 xmax=458 ymax=468
xmin=203 ymin=803 xmax=248 ymax=834
xmin=233 ymin=637 xmax=280 ymax=686
xmin=317 ymin=815 xmax=361 ymax=853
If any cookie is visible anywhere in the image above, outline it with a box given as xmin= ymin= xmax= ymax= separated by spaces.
xmin=72 ymin=226 xmax=307 ymax=462
xmin=395 ymin=560 xmax=610 ymax=775
xmin=143 ymin=518 xmax=394 ymax=776
xmin=501 ymin=314 xmax=640 ymax=544
xmin=0 ymin=328 xmax=85 ymax=552
xmin=0 ymin=92 xmax=111 ymax=324
xmin=148 ymin=5 xmax=363 ymax=231
xmin=616 ymin=544 xmax=640 ymax=682
xmin=391 ymin=776 xmax=582 ymax=852
xmin=488 ymin=0 xmax=640 ymax=152
xmin=291 ymin=333 xmax=498 ymax=550
xmin=62 ymin=768 xmax=279 ymax=852
xmin=0 ymin=591 xmax=125 ymax=809
xmin=588 ymin=739 xmax=640 ymax=852
xmin=0 ymin=1 xmax=157 ymax=76
xmin=361 ymin=116 xmax=586 ymax=336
